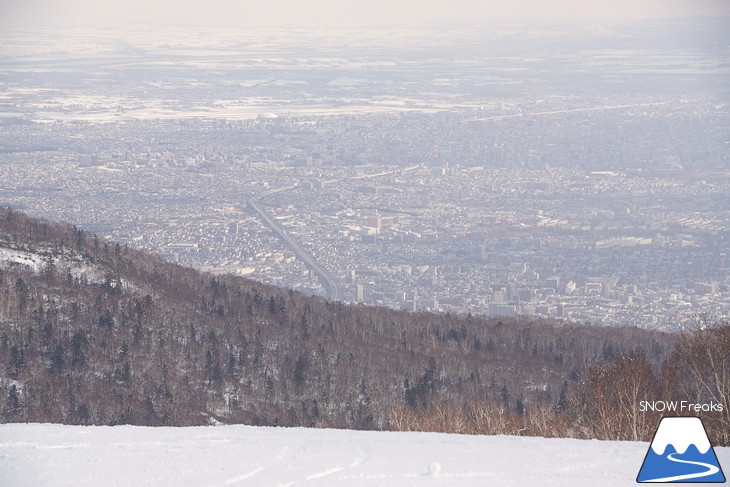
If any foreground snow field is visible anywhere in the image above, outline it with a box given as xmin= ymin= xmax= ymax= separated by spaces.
xmin=1 ymin=424 xmax=727 ymax=486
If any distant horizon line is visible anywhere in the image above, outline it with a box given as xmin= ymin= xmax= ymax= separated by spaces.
xmin=3 ymin=15 xmax=729 ymax=31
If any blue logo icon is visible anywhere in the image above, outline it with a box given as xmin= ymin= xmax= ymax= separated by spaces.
xmin=637 ymin=417 xmax=725 ymax=483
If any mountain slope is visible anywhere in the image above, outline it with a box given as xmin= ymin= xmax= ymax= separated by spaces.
xmin=0 ymin=207 xmax=673 ymax=429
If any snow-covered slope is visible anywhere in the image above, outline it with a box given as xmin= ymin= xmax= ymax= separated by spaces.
xmin=2 ymin=424 xmax=727 ymax=486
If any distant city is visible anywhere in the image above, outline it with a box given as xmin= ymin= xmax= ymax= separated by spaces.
xmin=1 ymin=20 xmax=728 ymax=331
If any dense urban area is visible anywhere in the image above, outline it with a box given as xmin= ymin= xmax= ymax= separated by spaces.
xmin=1 ymin=22 xmax=728 ymax=331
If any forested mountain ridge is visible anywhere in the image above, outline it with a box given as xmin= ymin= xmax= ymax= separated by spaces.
xmin=0 ymin=207 xmax=674 ymax=431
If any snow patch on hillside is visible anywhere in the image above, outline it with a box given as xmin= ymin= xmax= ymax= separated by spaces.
xmin=0 ymin=242 xmax=145 ymax=295
xmin=0 ymin=247 xmax=46 ymax=274
xmin=0 ymin=243 xmax=99 ymax=282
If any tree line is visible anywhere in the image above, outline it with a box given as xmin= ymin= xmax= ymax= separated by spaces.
xmin=3 ymin=207 xmax=724 ymax=446
xmin=389 ymin=319 xmax=728 ymax=446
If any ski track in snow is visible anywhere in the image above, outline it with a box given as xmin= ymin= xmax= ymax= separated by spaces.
xmin=0 ymin=424 xmax=728 ymax=486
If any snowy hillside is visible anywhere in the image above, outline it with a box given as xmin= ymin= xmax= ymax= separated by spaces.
xmin=2 ymin=424 xmax=727 ymax=486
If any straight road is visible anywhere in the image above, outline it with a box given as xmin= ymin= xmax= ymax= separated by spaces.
xmin=248 ymin=185 xmax=343 ymax=301
xmin=248 ymin=124 xmax=449 ymax=302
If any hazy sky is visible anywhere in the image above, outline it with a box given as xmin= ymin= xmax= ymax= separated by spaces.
xmin=2 ymin=0 xmax=730 ymax=28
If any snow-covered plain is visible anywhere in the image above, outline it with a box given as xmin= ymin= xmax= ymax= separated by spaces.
xmin=2 ymin=424 xmax=727 ymax=486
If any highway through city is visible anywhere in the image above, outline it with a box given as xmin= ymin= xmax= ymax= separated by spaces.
xmin=248 ymin=185 xmax=344 ymax=301
xmin=247 ymin=125 xmax=449 ymax=302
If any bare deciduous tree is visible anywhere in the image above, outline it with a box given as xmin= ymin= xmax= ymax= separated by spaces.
xmin=676 ymin=318 xmax=730 ymax=446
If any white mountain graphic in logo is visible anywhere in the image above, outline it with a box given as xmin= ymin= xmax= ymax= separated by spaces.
xmin=637 ymin=417 xmax=725 ymax=483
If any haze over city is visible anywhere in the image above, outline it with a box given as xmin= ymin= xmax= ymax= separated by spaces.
xmin=2 ymin=3 xmax=729 ymax=330
xmin=3 ymin=0 xmax=730 ymax=27
xmin=1 ymin=0 xmax=730 ymax=484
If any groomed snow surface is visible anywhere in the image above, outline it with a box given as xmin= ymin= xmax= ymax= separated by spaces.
xmin=1 ymin=424 xmax=728 ymax=486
